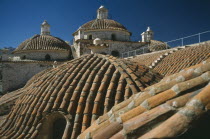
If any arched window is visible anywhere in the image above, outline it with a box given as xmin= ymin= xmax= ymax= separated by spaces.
xmin=21 ymin=55 xmax=26 ymax=60
xmin=36 ymin=112 xmax=69 ymax=139
xmin=111 ymin=50 xmax=120 ymax=57
xmin=45 ymin=54 xmax=51 ymax=60
xmin=88 ymin=35 xmax=92 ymax=40
xmin=111 ymin=34 xmax=116 ymax=41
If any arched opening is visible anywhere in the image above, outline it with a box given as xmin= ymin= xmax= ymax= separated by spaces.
xmin=53 ymin=118 xmax=66 ymax=139
xmin=36 ymin=112 xmax=69 ymax=139
xmin=111 ymin=50 xmax=120 ymax=57
xmin=111 ymin=34 xmax=116 ymax=41
xmin=45 ymin=54 xmax=51 ymax=60
xmin=88 ymin=35 xmax=92 ymax=40
xmin=21 ymin=55 xmax=26 ymax=60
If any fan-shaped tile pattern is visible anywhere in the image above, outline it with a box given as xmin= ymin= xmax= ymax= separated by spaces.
xmin=78 ymin=58 xmax=210 ymax=139
xmin=13 ymin=35 xmax=71 ymax=53
xmin=0 ymin=54 xmax=162 ymax=139
xmin=80 ymin=19 xmax=128 ymax=32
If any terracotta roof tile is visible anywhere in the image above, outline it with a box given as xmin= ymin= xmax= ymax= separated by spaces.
xmin=131 ymin=43 xmax=210 ymax=76
xmin=78 ymin=59 xmax=210 ymax=139
xmin=0 ymin=54 xmax=162 ymax=139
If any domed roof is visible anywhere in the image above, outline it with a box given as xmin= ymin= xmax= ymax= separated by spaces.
xmin=0 ymin=54 xmax=162 ymax=139
xmin=79 ymin=19 xmax=129 ymax=32
xmin=13 ymin=34 xmax=71 ymax=53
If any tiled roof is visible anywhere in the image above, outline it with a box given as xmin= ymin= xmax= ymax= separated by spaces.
xmin=148 ymin=40 xmax=168 ymax=52
xmin=78 ymin=58 xmax=210 ymax=139
xmin=153 ymin=44 xmax=210 ymax=76
xmin=131 ymin=43 xmax=210 ymax=76
xmin=13 ymin=34 xmax=71 ymax=53
xmin=74 ymin=19 xmax=130 ymax=34
xmin=0 ymin=54 xmax=162 ymax=139
xmin=131 ymin=48 xmax=179 ymax=66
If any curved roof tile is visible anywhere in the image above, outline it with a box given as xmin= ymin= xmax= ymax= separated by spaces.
xmin=0 ymin=54 xmax=162 ymax=139
xmin=153 ymin=44 xmax=210 ymax=76
xmin=78 ymin=58 xmax=210 ymax=139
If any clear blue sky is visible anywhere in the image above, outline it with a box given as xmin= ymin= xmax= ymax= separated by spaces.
xmin=0 ymin=0 xmax=210 ymax=48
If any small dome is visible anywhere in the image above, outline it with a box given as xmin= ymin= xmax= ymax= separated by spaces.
xmin=147 ymin=26 xmax=152 ymax=32
xmin=93 ymin=38 xmax=102 ymax=45
xmin=13 ymin=34 xmax=71 ymax=53
xmin=99 ymin=5 xmax=104 ymax=8
xmin=42 ymin=20 xmax=50 ymax=26
xmin=94 ymin=38 xmax=101 ymax=41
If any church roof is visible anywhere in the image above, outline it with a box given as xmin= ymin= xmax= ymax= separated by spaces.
xmin=0 ymin=54 xmax=162 ymax=139
xmin=73 ymin=19 xmax=131 ymax=35
xmin=78 ymin=58 xmax=210 ymax=139
xmin=131 ymin=42 xmax=210 ymax=76
xmin=13 ymin=34 xmax=71 ymax=53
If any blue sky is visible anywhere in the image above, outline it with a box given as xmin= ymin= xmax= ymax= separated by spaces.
xmin=0 ymin=0 xmax=210 ymax=48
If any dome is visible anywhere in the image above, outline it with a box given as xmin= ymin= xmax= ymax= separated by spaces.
xmin=13 ymin=34 xmax=71 ymax=53
xmin=0 ymin=54 xmax=162 ymax=139
xmin=78 ymin=19 xmax=130 ymax=33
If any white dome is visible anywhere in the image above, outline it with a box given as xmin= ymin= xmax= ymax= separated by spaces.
xmin=93 ymin=38 xmax=102 ymax=45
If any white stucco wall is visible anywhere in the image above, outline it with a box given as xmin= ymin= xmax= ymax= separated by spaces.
xmin=74 ymin=30 xmax=130 ymax=42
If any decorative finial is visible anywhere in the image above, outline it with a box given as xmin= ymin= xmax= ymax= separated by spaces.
xmin=147 ymin=27 xmax=151 ymax=31
xmin=99 ymin=5 xmax=104 ymax=9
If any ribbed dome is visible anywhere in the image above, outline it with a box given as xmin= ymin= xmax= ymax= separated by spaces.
xmin=80 ymin=19 xmax=128 ymax=32
xmin=0 ymin=54 xmax=162 ymax=139
xmin=13 ymin=34 xmax=70 ymax=53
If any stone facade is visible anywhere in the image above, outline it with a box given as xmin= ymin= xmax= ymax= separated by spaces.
xmin=1 ymin=62 xmax=53 ymax=93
